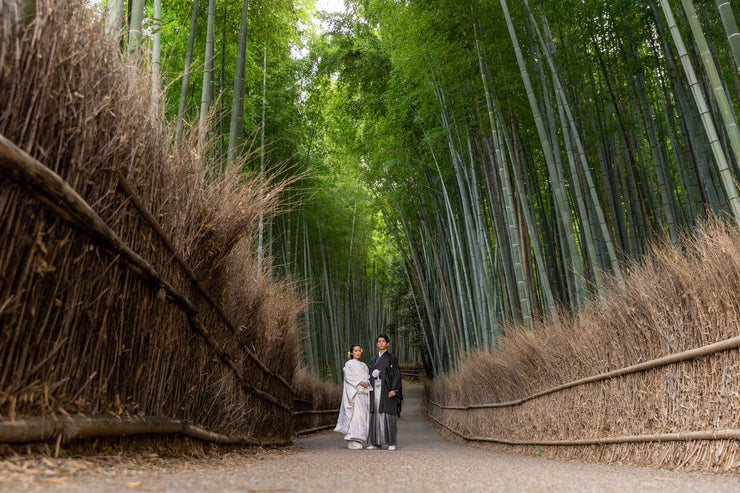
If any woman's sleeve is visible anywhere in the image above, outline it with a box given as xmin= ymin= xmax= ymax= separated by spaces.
xmin=344 ymin=362 xmax=366 ymax=388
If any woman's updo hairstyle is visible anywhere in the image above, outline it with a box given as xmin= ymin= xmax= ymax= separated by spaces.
xmin=347 ymin=344 xmax=362 ymax=358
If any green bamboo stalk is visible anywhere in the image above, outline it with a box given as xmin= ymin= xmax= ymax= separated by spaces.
xmin=105 ymin=0 xmax=124 ymax=41
xmin=500 ymin=0 xmax=587 ymax=309
xmin=227 ymin=0 xmax=251 ymax=167
xmin=127 ymin=0 xmax=145 ymax=53
xmin=198 ymin=0 xmax=216 ymax=152
xmin=715 ymin=0 xmax=740 ymax=72
xmin=151 ymin=0 xmax=162 ymax=113
xmin=473 ymin=24 xmax=532 ymax=326
xmin=257 ymin=48 xmax=267 ymax=271
xmin=176 ymin=0 xmax=200 ymax=142
xmin=524 ymin=0 xmax=622 ymax=282
xmin=681 ymin=0 xmax=740 ymax=171
xmin=659 ymin=0 xmax=740 ymax=224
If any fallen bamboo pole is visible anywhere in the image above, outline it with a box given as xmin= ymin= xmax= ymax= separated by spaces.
xmin=0 ymin=415 xmax=290 ymax=446
xmin=426 ymin=412 xmax=740 ymax=446
xmin=427 ymin=335 xmax=740 ymax=410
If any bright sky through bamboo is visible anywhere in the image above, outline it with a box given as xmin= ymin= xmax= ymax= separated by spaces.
xmin=316 ymin=0 xmax=345 ymax=13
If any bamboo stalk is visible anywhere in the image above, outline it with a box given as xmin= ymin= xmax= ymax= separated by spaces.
xmin=428 ymin=334 xmax=740 ymax=410
xmin=658 ymin=0 xmax=740 ymax=223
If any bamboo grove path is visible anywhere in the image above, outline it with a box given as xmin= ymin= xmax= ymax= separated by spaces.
xmin=3 ymin=385 xmax=740 ymax=492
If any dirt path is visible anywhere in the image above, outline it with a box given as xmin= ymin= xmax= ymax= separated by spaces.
xmin=2 ymin=384 xmax=740 ymax=492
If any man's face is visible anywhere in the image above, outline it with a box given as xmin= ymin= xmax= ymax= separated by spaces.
xmin=377 ymin=337 xmax=389 ymax=352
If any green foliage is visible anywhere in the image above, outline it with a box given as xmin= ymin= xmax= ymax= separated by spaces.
xmin=157 ymin=0 xmax=308 ymax=162
xmin=138 ymin=0 xmax=740 ymax=377
xmin=309 ymin=0 xmax=740 ymax=375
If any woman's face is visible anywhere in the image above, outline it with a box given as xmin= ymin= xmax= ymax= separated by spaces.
xmin=352 ymin=346 xmax=363 ymax=360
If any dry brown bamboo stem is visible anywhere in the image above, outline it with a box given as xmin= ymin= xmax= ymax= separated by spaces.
xmin=291 ymin=409 xmax=339 ymax=416
xmin=426 ymin=412 xmax=740 ymax=446
xmin=0 ymin=133 xmax=292 ymax=413
xmin=0 ymin=414 xmax=290 ymax=446
xmin=294 ymin=424 xmax=336 ymax=435
xmin=428 ymin=335 xmax=740 ymax=410
xmin=117 ymin=175 xmax=294 ymax=393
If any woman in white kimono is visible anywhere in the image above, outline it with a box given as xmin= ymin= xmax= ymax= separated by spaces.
xmin=334 ymin=344 xmax=370 ymax=449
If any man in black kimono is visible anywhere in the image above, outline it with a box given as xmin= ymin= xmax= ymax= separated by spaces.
xmin=367 ymin=334 xmax=402 ymax=450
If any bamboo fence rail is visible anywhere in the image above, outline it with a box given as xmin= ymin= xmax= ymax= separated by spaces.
xmin=400 ymin=367 xmax=426 ymax=381
xmin=427 ymin=413 xmax=740 ymax=446
xmin=292 ymin=409 xmax=339 ymax=415
xmin=294 ymin=424 xmax=337 ymax=436
xmin=0 ymin=415 xmax=290 ymax=446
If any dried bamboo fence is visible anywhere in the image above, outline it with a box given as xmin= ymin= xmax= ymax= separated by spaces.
xmin=0 ymin=131 xmax=340 ymax=445
xmin=426 ymin=334 xmax=740 ymax=442
xmin=0 ymin=0 xmax=339 ymax=451
xmin=426 ymin=340 xmax=740 ymax=472
xmin=425 ymin=221 xmax=740 ymax=472
xmin=400 ymin=366 xmax=427 ymax=382
xmin=426 ymin=340 xmax=740 ymax=470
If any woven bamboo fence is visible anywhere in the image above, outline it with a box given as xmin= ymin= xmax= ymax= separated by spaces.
xmin=425 ymin=221 xmax=740 ymax=473
xmin=0 ymin=0 xmax=339 ymax=451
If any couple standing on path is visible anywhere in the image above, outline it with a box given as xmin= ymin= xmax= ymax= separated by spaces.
xmin=334 ymin=334 xmax=402 ymax=450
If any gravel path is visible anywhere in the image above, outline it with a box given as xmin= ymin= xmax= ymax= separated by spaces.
xmin=2 ymin=384 xmax=739 ymax=492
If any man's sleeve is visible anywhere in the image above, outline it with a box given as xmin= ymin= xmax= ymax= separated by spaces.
xmin=391 ymin=354 xmax=402 ymax=392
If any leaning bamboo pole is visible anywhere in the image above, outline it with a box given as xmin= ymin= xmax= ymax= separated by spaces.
xmin=118 ymin=176 xmax=293 ymax=393
xmin=0 ymin=409 xmax=340 ymax=445
xmin=680 ymin=0 xmax=740 ymax=169
xmin=499 ymin=0 xmax=587 ymax=308
xmin=715 ymin=0 xmax=740 ymax=73
xmin=427 ymin=333 xmax=740 ymax=410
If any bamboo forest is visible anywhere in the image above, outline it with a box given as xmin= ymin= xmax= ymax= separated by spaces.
xmin=4 ymin=0 xmax=740 ymax=479
xmin=133 ymin=0 xmax=740 ymax=378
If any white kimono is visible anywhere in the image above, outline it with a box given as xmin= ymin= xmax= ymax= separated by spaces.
xmin=334 ymin=359 xmax=370 ymax=442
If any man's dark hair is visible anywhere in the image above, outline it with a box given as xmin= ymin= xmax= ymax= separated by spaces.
xmin=377 ymin=334 xmax=390 ymax=344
